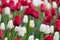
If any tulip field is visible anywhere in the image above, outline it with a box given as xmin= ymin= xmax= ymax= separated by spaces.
xmin=0 ymin=0 xmax=60 ymax=40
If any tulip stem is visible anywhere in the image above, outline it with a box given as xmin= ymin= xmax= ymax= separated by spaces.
xmin=40 ymin=32 xmax=44 ymax=40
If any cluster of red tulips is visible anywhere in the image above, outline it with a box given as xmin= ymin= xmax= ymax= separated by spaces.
xmin=0 ymin=0 xmax=60 ymax=40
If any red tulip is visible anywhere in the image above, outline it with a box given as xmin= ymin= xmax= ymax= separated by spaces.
xmin=51 ymin=8 xmax=56 ymax=16
xmin=10 ymin=4 xmax=16 ymax=12
xmin=44 ymin=34 xmax=53 ymax=40
xmin=0 ymin=7 xmax=3 ymax=14
xmin=2 ymin=0 xmax=8 ymax=8
xmin=0 ymin=29 xmax=3 ymax=39
xmin=40 ymin=3 xmax=45 ymax=11
xmin=55 ymin=19 xmax=60 ymax=31
xmin=15 ymin=38 xmax=21 ymax=40
xmin=57 ymin=1 xmax=60 ymax=7
xmin=16 ymin=2 xmax=21 ymax=11
xmin=28 ymin=2 xmax=34 ymax=8
xmin=44 ymin=15 xmax=53 ymax=25
xmin=45 ymin=9 xmax=51 ymax=17
xmin=20 ymin=0 xmax=28 ymax=6
xmin=32 ymin=9 xmax=40 ymax=19
xmin=24 ymin=7 xmax=32 ymax=15
xmin=57 ymin=14 xmax=60 ymax=19
xmin=13 ymin=15 xmax=22 ymax=26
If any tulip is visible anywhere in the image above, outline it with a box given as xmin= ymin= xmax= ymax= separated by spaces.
xmin=50 ymin=25 xmax=54 ymax=33
xmin=29 ymin=20 xmax=35 ymax=28
xmin=45 ymin=9 xmax=51 ymax=17
xmin=43 ymin=34 xmax=53 ymax=40
xmin=59 ymin=7 xmax=60 ymax=13
xmin=16 ymin=2 xmax=21 ymax=11
xmin=18 ymin=26 xmax=26 ymax=37
xmin=57 ymin=14 xmax=60 ymax=19
xmin=45 ymin=2 xmax=51 ymax=9
xmin=53 ymin=32 xmax=59 ymax=40
xmin=55 ymin=19 xmax=60 ymax=31
xmin=44 ymin=25 xmax=50 ymax=34
xmin=0 ymin=23 xmax=5 ymax=30
xmin=44 ymin=15 xmax=53 ymax=25
xmin=0 ymin=7 xmax=3 ymax=14
xmin=23 ymin=15 xmax=28 ymax=23
xmin=15 ymin=38 xmax=21 ymax=40
xmin=4 ymin=7 xmax=10 ymax=15
xmin=28 ymin=35 xmax=34 ymax=40
xmin=28 ymin=2 xmax=34 ymax=8
xmin=0 ymin=14 xmax=1 ymax=22
xmin=52 ymin=1 xmax=57 ymax=8
xmin=57 ymin=1 xmax=60 ymax=7
xmin=13 ymin=15 xmax=22 ymax=26
xmin=35 ymin=38 xmax=39 ymax=40
xmin=14 ymin=26 xmax=21 ymax=32
xmin=14 ymin=0 xmax=18 ymax=5
xmin=20 ymin=0 xmax=28 ymax=6
xmin=32 ymin=9 xmax=40 ymax=19
xmin=51 ymin=8 xmax=56 ymax=16
xmin=7 ymin=20 xmax=14 ymax=29
xmin=0 ymin=29 xmax=3 ymax=39
xmin=40 ymin=3 xmax=45 ymax=11
xmin=4 ymin=37 xmax=8 ymax=40
xmin=32 ymin=0 xmax=41 ymax=6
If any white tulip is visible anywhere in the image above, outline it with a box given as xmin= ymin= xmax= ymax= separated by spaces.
xmin=8 ymin=14 xmax=13 ymax=19
xmin=0 ymin=14 xmax=1 ymax=22
xmin=53 ymin=32 xmax=59 ymax=40
xmin=14 ymin=26 xmax=21 ymax=32
xmin=18 ymin=26 xmax=26 ymax=37
xmin=46 ymin=3 xmax=51 ymax=9
xmin=35 ymin=38 xmax=39 ymax=40
xmin=44 ymin=25 xmax=50 ymax=34
xmin=0 ymin=23 xmax=5 ymax=30
xmin=4 ymin=37 xmax=8 ymax=40
xmin=23 ymin=15 xmax=28 ymax=23
xmin=7 ymin=20 xmax=14 ymax=29
xmin=29 ymin=20 xmax=35 ymax=28
xmin=50 ymin=25 xmax=54 ymax=33
xmin=32 ymin=0 xmax=41 ymax=6
xmin=44 ymin=0 xmax=48 ymax=4
xmin=52 ymin=2 xmax=57 ymax=8
xmin=0 ymin=0 xmax=2 ymax=6
xmin=59 ymin=7 xmax=60 ymax=13
xmin=28 ymin=35 xmax=34 ymax=40
xmin=14 ymin=0 xmax=18 ymax=5
xmin=4 ymin=7 xmax=10 ymax=15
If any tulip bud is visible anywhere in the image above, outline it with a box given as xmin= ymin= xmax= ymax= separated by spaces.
xmin=14 ymin=0 xmax=18 ymax=5
xmin=14 ymin=26 xmax=21 ymax=32
xmin=35 ymin=38 xmax=39 ymax=40
xmin=29 ymin=20 xmax=35 ymax=28
xmin=13 ymin=15 xmax=22 ymax=26
xmin=55 ymin=19 xmax=60 ymax=31
xmin=43 ymin=34 xmax=53 ymax=40
xmin=59 ymin=7 xmax=60 ymax=13
xmin=44 ymin=25 xmax=50 ymax=34
xmin=51 ymin=8 xmax=56 ymax=16
xmin=18 ymin=26 xmax=26 ymax=37
xmin=4 ymin=7 xmax=10 ymax=15
xmin=0 ymin=29 xmax=3 ymax=39
xmin=50 ymin=25 xmax=54 ymax=33
xmin=52 ymin=1 xmax=57 ymax=8
xmin=0 ymin=7 xmax=3 ymax=14
xmin=7 ymin=20 xmax=14 ymax=29
xmin=32 ymin=0 xmax=41 ymax=6
xmin=0 ymin=23 xmax=5 ymax=30
xmin=15 ymin=38 xmax=21 ymax=40
xmin=57 ymin=1 xmax=60 ymax=7
xmin=57 ymin=14 xmax=60 ymax=19
xmin=45 ymin=9 xmax=51 ymax=17
xmin=16 ymin=2 xmax=21 ymax=11
xmin=28 ymin=35 xmax=34 ymax=40
xmin=23 ymin=15 xmax=28 ymax=23
xmin=53 ymin=32 xmax=59 ymax=40
xmin=4 ymin=37 xmax=8 ymax=40
xmin=40 ymin=3 xmax=45 ymax=11
xmin=45 ymin=2 xmax=51 ymax=9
